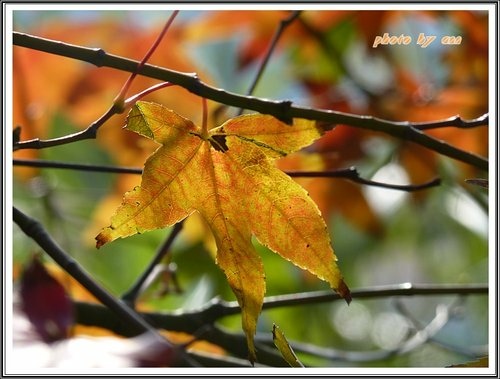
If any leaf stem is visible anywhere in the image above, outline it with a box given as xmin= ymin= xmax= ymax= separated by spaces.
xmin=201 ymin=97 xmax=208 ymax=136
xmin=12 ymin=32 xmax=488 ymax=171
xmin=124 ymin=82 xmax=175 ymax=106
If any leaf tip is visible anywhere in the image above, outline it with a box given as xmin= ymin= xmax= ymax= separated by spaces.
xmin=95 ymin=231 xmax=111 ymax=249
xmin=316 ymin=120 xmax=336 ymax=133
xmin=248 ymin=349 xmax=257 ymax=366
xmin=338 ymin=279 xmax=352 ymax=305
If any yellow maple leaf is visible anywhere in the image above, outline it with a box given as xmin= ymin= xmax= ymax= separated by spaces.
xmin=96 ymin=101 xmax=350 ymax=362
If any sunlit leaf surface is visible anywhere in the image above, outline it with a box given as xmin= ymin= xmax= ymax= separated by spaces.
xmin=96 ymin=101 xmax=351 ymax=361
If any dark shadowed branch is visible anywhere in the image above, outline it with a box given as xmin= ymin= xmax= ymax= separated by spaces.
xmin=13 ymin=206 xmax=158 ymax=338
xmin=74 ymin=284 xmax=487 ymax=364
xmin=74 ymin=282 xmax=487 ymax=335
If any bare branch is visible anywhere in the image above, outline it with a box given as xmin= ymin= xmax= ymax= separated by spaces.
xmin=13 ymin=158 xmax=142 ymax=174
xmin=287 ymin=168 xmax=441 ymax=192
xmin=12 ymin=103 xmax=119 ymax=151
xmin=413 ymin=113 xmax=489 ymax=130
xmin=12 ymin=158 xmax=441 ymax=192
xmin=260 ymin=282 xmax=487 ymax=311
xmin=73 ymin=284 xmax=486 ymax=365
xmin=74 ymin=282 xmax=487 ymax=336
xmin=13 ymin=32 xmax=488 ymax=171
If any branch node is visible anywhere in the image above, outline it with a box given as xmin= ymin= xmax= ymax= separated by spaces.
xmin=276 ymin=100 xmax=293 ymax=124
xmin=92 ymin=48 xmax=107 ymax=67
xmin=13 ymin=126 xmax=22 ymax=145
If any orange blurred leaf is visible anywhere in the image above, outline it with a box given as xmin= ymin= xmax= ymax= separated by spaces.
xmin=95 ymin=101 xmax=351 ymax=362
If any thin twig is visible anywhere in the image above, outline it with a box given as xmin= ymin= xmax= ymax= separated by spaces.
xmin=12 ymin=159 xmax=441 ymax=192
xmin=12 ymin=32 xmax=488 ymax=171
xmin=256 ymin=301 xmax=456 ymax=363
xmin=12 ymin=12 xmax=178 ymax=152
xmin=237 ymin=10 xmax=301 ymax=115
xmin=116 ymin=11 xmax=178 ymax=104
xmin=413 ymin=113 xmax=489 ymax=130
xmin=465 ymin=178 xmax=489 ymax=189
xmin=13 ymin=158 xmax=143 ymax=174
xmin=286 ymin=168 xmax=441 ymax=192
xmin=121 ymin=222 xmax=184 ymax=306
xmin=11 ymin=103 xmax=119 ymax=151
xmin=393 ymin=298 xmax=485 ymax=358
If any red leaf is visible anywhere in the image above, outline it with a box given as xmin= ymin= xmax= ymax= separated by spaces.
xmin=19 ymin=256 xmax=74 ymax=343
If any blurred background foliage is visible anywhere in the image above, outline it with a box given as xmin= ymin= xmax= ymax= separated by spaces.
xmin=12 ymin=9 xmax=488 ymax=367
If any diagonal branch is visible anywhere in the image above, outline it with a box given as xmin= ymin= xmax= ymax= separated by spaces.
xmin=12 ymin=32 xmax=488 ymax=171
xmin=121 ymin=222 xmax=184 ymax=306
xmin=238 ymin=10 xmax=302 ymax=115
xmin=13 ymin=206 xmax=158 ymax=338
xmin=392 ymin=298 xmax=486 ymax=357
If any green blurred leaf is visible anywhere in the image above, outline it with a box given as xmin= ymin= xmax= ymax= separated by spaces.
xmin=272 ymin=323 xmax=304 ymax=367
